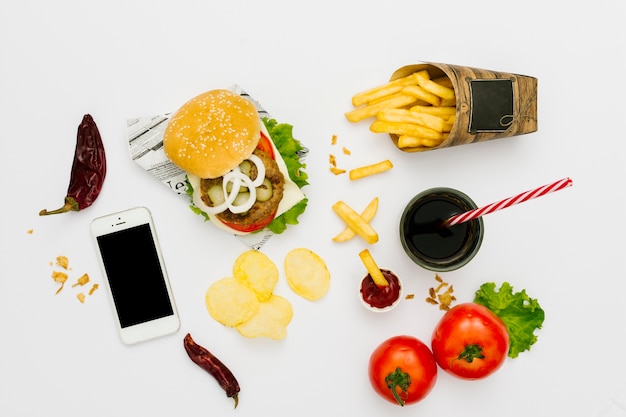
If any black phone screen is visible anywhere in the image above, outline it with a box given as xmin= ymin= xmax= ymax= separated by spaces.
xmin=96 ymin=223 xmax=174 ymax=328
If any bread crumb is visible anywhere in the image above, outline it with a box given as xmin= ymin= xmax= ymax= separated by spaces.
xmin=77 ymin=293 xmax=86 ymax=303
xmin=52 ymin=271 xmax=68 ymax=294
xmin=426 ymin=274 xmax=456 ymax=310
xmin=330 ymin=167 xmax=346 ymax=175
xmin=71 ymin=273 xmax=90 ymax=287
xmin=56 ymin=256 xmax=70 ymax=270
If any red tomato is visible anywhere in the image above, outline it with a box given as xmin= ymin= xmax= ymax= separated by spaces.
xmin=431 ymin=303 xmax=510 ymax=380
xmin=368 ymin=335 xmax=437 ymax=406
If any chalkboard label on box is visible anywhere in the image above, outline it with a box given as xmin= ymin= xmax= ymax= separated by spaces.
xmin=468 ymin=79 xmax=514 ymax=133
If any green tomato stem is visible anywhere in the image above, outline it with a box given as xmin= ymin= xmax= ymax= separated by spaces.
xmin=385 ymin=367 xmax=412 ymax=406
xmin=457 ymin=344 xmax=485 ymax=363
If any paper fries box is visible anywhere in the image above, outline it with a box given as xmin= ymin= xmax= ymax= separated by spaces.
xmin=389 ymin=62 xmax=537 ymax=152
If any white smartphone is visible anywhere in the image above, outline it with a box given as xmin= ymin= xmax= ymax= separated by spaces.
xmin=91 ymin=206 xmax=180 ymax=344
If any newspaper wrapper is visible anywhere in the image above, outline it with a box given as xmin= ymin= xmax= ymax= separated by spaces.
xmin=389 ymin=62 xmax=538 ymax=152
xmin=127 ymin=85 xmax=308 ymax=250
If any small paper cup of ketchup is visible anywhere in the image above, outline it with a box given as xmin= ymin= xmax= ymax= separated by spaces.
xmin=359 ymin=269 xmax=403 ymax=313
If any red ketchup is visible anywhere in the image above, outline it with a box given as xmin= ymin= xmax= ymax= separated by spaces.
xmin=360 ymin=269 xmax=401 ymax=310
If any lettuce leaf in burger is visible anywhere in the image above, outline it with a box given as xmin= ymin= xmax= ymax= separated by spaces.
xmin=163 ymin=89 xmax=308 ymax=235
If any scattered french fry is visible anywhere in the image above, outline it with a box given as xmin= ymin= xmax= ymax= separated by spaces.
xmin=349 ymin=159 xmax=393 ymax=181
xmin=359 ymin=249 xmax=388 ymax=287
xmin=333 ymin=197 xmax=378 ymax=242
xmin=332 ymin=201 xmax=378 ymax=244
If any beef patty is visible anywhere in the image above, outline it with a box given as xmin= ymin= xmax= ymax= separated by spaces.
xmin=200 ymin=148 xmax=285 ymax=228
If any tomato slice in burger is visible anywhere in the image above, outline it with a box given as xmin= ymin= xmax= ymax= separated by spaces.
xmin=219 ymin=207 xmax=278 ymax=233
xmin=257 ymin=132 xmax=275 ymax=160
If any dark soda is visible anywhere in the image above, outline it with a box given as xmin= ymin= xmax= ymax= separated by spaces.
xmin=400 ymin=188 xmax=483 ymax=271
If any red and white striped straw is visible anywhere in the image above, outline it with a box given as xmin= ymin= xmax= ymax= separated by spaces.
xmin=444 ymin=177 xmax=573 ymax=227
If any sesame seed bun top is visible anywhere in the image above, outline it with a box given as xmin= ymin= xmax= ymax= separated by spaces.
xmin=163 ymin=89 xmax=261 ymax=179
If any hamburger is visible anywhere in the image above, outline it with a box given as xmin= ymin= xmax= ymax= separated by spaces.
xmin=163 ymin=89 xmax=308 ymax=235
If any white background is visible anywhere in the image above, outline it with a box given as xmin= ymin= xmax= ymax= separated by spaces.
xmin=2 ymin=1 xmax=625 ymax=416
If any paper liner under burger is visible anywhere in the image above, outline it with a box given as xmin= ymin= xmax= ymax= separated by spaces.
xmin=389 ymin=62 xmax=538 ymax=153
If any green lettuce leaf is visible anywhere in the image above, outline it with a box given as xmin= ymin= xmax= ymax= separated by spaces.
xmin=262 ymin=117 xmax=308 ymax=233
xmin=262 ymin=117 xmax=309 ymax=188
xmin=473 ymin=282 xmax=545 ymax=359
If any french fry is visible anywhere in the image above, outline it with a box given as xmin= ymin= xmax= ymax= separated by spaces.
xmin=401 ymin=85 xmax=441 ymax=106
xmin=346 ymin=70 xmax=459 ymax=151
xmin=359 ymin=249 xmax=388 ymax=287
xmin=440 ymin=97 xmax=456 ymax=107
xmin=350 ymin=71 xmax=424 ymax=106
xmin=370 ymin=120 xmax=442 ymax=140
xmin=377 ymin=108 xmax=446 ymax=132
xmin=332 ymin=201 xmax=378 ymax=244
xmin=349 ymin=159 xmax=393 ymax=180
xmin=333 ymin=197 xmax=378 ymax=242
xmin=409 ymin=105 xmax=457 ymax=118
xmin=397 ymin=135 xmax=444 ymax=148
xmin=432 ymin=76 xmax=454 ymax=88
xmin=345 ymin=94 xmax=418 ymax=122
xmin=352 ymin=84 xmax=404 ymax=107
xmin=415 ymin=71 xmax=456 ymax=100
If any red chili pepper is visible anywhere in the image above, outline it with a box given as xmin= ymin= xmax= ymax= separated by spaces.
xmin=183 ymin=333 xmax=241 ymax=408
xmin=39 ymin=114 xmax=106 ymax=216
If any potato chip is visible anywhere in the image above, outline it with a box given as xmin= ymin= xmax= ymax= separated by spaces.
xmin=236 ymin=295 xmax=294 ymax=340
xmin=232 ymin=250 xmax=278 ymax=301
xmin=284 ymin=248 xmax=330 ymax=301
xmin=205 ymin=277 xmax=260 ymax=327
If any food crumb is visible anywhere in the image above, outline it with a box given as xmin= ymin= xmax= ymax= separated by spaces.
xmin=426 ymin=274 xmax=456 ymax=310
xmin=331 ymin=134 xmax=338 ymax=145
xmin=342 ymin=146 xmax=351 ymax=155
xmin=405 ymin=293 xmax=415 ymax=300
xmin=330 ymin=167 xmax=346 ymax=175
xmin=52 ymin=271 xmax=68 ymax=294
xmin=56 ymin=256 xmax=70 ymax=270
xmin=72 ymin=273 xmax=90 ymax=287
xmin=27 ymin=229 xmax=34 ymax=234
xmin=48 ymin=255 xmax=98 ymax=301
